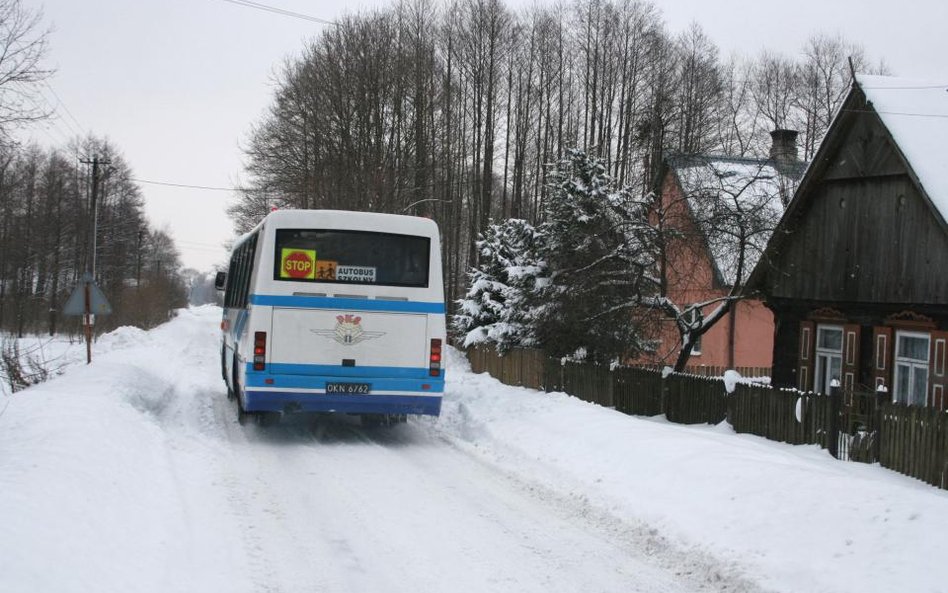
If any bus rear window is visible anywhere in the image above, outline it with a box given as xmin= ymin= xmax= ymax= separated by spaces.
xmin=274 ymin=229 xmax=430 ymax=288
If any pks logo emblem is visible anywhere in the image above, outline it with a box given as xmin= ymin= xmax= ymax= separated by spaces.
xmin=311 ymin=314 xmax=385 ymax=346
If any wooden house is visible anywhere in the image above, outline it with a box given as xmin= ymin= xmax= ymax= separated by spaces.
xmin=746 ymin=74 xmax=948 ymax=407
xmin=634 ymin=135 xmax=803 ymax=374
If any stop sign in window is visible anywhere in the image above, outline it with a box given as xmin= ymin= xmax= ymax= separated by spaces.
xmin=280 ymin=248 xmax=316 ymax=280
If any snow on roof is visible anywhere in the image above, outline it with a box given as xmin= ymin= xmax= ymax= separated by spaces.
xmin=856 ymin=73 xmax=948 ymax=223
xmin=670 ymin=155 xmax=799 ymax=286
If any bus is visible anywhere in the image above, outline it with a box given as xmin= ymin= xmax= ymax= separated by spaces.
xmin=217 ymin=209 xmax=446 ymax=426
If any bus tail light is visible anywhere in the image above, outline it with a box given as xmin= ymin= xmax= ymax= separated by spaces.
xmin=253 ymin=331 xmax=267 ymax=371
xmin=429 ymin=338 xmax=442 ymax=377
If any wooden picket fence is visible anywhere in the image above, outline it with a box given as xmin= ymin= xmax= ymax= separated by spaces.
xmin=727 ymin=385 xmax=833 ymax=447
xmin=467 ymin=346 xmax=546 ymax=390
xmin=878 ymin=403 xmax=948 ymax=489
xmin=613 ymin=367 xmax=663 ymax=416
xmin=665 ymin=373 xmax=727 ymax=424
xmin=466 ymin=345 xmax=948 ymax=491
xmin=681 ymin=364 xmax=772 ymax=379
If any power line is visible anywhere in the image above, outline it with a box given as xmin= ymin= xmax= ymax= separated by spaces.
xmin=861 ymin=84 xmax=948 ymax=90
xmin=43 ymin=82 xmax=86 ymax=137
xmin=132 ymin=177 xmax=311 ymax=193
xmin=12 ymin=80 xmax=76 ymax=142
xmin=843 ymin=108 xmax=948 ymax=119
xmin=218 ymin=0 xmax=337 ymax=26
xmin=132 ymin=178 xmax=243 ymax=192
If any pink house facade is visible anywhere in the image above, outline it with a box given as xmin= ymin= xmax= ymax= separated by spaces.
xmin=635 ymin=137 xmax=804 ymax=375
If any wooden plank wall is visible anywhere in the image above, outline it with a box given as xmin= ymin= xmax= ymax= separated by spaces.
xmin=665 ymin=373 xmax=727 ymax=424
xmin=614 ymin=367 xmax=663 ymax=416
xmin=465 ymin=346 xmax=948 ymax=490
xmin=727 ymin=385 xmax=831 ymax=448
xmin=878 ymin=404 xmax=948 ymax=489
xmin=682 ymin=365 xmax=772 ymax=379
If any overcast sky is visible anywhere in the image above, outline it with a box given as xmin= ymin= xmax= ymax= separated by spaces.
xmin=25 ymin=0 xmax=948 ymax=271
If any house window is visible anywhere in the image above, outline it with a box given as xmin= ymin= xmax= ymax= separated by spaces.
xmin=814 ymin=325 xmax=843 ymax=394
xmin=893 ymin=331 xmax=930 ymax=406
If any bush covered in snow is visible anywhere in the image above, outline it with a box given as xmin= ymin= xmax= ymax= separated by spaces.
xmin=453 ymin=219 xmax=546 ymax=354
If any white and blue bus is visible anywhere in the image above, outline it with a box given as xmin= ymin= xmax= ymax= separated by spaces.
xmin=217 ymin=209 xmax=446 ymax=426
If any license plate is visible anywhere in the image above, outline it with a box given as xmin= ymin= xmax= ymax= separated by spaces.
xmin=325 ymin=382 xmax=371 ymax=395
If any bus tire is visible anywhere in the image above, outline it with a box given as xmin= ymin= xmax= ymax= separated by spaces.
xmin=237 ymin=404 xmax=250 ymax=426
xmin=223 ymin=347 xmax=235 ymax=400
xmin=233 ymin=359 xmax=249 ymax=425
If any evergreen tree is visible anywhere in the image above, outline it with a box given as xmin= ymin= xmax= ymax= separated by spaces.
xmin=534 ymin=148 xmax=651 ymax=363
xmin=453 ymin=218 xmax=545 ymax=353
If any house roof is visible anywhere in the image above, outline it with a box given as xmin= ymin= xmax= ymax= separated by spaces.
xmin=744 ymin=74 xmax=948 ymax=295
xmin=667 ymin=154 xmax=801 ymax=287
xmin=856 ymin=74 xmax=948 ymax=224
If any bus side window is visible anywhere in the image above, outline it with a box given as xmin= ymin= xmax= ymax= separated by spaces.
xmin=225 ymin=232 xmax=258 ymax=309
xmin=224 ymin=254 xmax=239 ymax=307
xmin=238 ymin=234 xmax=257 ymax=307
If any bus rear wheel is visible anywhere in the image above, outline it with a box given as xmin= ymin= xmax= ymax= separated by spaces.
xmin=237 ymin=403 xmax=251 ymax=426
xmin=233 ymin=359 xmax=250 ymax=425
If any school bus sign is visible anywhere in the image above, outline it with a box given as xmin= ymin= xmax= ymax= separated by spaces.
xmin=280 ymin=248 xmax=316 ymax=279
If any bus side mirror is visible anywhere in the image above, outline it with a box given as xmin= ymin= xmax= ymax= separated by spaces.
xmin=214 ymin=271 xmax=227 ymax=291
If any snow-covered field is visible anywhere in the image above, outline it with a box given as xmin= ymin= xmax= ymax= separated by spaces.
xmin=1 ymin=306 xmax=947 ymax=593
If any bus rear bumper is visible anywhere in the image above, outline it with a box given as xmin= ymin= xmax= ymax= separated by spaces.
xmin=242 ymin=388 xmax=443 ymax=416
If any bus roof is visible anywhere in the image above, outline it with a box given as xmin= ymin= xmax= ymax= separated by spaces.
xmin=230 ymin=209 xmax=440 ymax=253
xmin=263 ymin=209 xmax=440 ymax=236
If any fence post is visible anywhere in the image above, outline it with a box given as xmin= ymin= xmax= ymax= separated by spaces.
xmin=660 ymin=371 xmax=669 ymax=417
xmin=828 ymin=381 xmax=841 ymax=459
xmin=874 ymin=385 xmax=888 ymax=463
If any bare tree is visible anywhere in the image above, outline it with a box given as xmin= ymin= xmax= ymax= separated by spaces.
xmin=636 ymin=156 xmax=794 ymax=370
xmin=792 ymin=33 xmax=884 ymax=160
xmin=670 ymin=23 xmax=722 ymax=155
xmin=715 ymin=56 xmax=759 ymax=157
xmin=0 ymin=0 xmax=51 ymax=139
xmin=751 ymin=50 xmax=797 ymax=132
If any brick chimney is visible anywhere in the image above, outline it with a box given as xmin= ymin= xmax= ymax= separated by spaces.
xmin=769 ymin=129 xmax=799 ymax=164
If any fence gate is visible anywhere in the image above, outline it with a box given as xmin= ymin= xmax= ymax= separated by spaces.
xmin=833 ymin=387 xmax=885 ymax=463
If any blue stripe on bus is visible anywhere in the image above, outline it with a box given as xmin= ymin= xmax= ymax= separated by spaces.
xmin=245 ymin=366 xmax=445 ymax=392
xmin=245 ymin=376 xmax=446 ymax=393
xmin=248 ymin=294 xmax=445 ymax=314
xmin=243 ymin=391 xmax=442 ymax=416
xmin=253 ymin=363 xmax=442 ymax=380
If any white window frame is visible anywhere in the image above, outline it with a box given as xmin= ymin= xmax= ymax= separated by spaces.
xmin=893 ymin=330 xmax=930 ymax=406
xmin=814 ymin=324 xmax=843 ymax=395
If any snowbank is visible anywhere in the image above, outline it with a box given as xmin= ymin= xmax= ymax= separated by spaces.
xmin=437 ymin=347 xmax=948 ymax=593
xmin=2 ymin=309 xmax=947 ymax=593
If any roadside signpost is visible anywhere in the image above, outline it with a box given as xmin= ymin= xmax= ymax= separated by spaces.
xmin=63 ymin=272 xmax=112 ymax=363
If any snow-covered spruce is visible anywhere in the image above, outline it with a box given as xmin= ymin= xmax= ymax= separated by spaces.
xmin=454 ymin=218 xmax=546 ymax=354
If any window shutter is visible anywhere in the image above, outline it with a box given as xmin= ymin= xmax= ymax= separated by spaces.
xmin=798 ymin=321 xmax=815 ymax=391
xmin=872 ymin=326 xmax=893 ymax=392
xmin=842 ymin=324 xmax=861 ymax=391
xmin=930 ymin=330 xmax=948 ymax=410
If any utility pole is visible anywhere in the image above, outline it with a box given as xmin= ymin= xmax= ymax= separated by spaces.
xmin=136 ymin=225 xmax=144 ymax=289
xmin=80 ymin=156 xmax=110 ymax=278
xmin=78 ymin=155 xmax=111 ymax=363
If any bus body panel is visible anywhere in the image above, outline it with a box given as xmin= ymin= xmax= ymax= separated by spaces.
xmin=269 ymin=307 xmax=429 ymax=372
xmin=220 ymin=209 xmax=446 ymax=418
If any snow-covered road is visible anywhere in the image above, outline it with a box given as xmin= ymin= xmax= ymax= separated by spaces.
xmin=204 ymin=416 xmax=728 ymax=593
xmin=2 ymin=306 xmax=947 ymax=593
